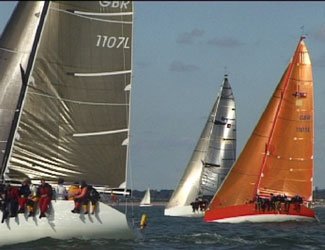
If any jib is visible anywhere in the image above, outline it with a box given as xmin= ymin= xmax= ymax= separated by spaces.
xmin=99 ymin=1 xmax=130 ymax=9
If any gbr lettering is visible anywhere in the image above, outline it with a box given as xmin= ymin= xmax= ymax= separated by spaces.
xmin=99 ymin=1 xmax=130 ymax=9
xmin=96 ymin=35 xmax=130 ymax=49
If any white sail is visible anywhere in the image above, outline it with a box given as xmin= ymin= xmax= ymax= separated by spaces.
xmin=139 ymin=188 xmax=152 ymax=207
xmin=0 ymin=1 xmax=136 ymax=246
xmin=164 ymin=75 xmax=236 ymax=217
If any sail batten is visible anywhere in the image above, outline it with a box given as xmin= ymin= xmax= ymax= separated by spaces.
xmin=73 ymin=70 xmax=132 ymax=77
xmin=73 ymin=128 xmax=129 ymax=137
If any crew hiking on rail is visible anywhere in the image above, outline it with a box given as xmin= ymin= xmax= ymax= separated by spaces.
xmin=1 ymin=178 xmax=101 ymax=221
xmin=254 ymin=193 xmax=304 ymax=214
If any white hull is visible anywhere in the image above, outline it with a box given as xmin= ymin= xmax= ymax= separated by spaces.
xmin=210 ymin=214 xmax=317 ymax=223
xmin=0 ymin=200 xmax=135 ymax=247
xmin=164 ymin=205 xmax=204 ymax=217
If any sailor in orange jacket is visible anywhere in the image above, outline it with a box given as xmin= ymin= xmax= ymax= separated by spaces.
xmin=71 ymin=180 xmax=89 ymax=214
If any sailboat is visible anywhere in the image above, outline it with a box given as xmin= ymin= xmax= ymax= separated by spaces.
xmin=0 ymin=1 xmax=136 ymax=246
xmin=139 ymin=188 xmax=152 ymax=207
xmin=164 ymin=75 xmax=236 ymax=217
xmin=205 ymin=36 xmax=317 ymax=223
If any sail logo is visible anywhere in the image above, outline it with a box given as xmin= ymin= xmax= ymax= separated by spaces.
xmin=99 ymin=1 xmax=130 ymax=9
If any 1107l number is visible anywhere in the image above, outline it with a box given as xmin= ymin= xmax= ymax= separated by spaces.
xmin=96 ymin=35 xmax=130 ymax=48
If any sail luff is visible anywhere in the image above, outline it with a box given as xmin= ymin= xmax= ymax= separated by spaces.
xmin=124 ymin=2 xmax=134 ymax=191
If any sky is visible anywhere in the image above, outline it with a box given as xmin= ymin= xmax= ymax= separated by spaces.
xmin=1 ymin=1 xmax=325 ymax=191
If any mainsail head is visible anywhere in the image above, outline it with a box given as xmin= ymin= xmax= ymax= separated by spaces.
xmin=207 ymin=37 xmax=314 ymax=213
xmin=0 ymin=1 xmax=134 ymax=188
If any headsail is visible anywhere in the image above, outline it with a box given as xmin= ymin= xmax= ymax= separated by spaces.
xmin=165 ymin=75 xmax=236 ymax=216
xmin=1 ymin=1 xmax=133 ymax=188
xmin=205 ymin=37 xmax=316 ymax=223
xmin=0 ymin=2 xmax=47 ymax=180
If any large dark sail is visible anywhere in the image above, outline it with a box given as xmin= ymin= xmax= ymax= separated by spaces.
xmin=2 ymin=1 xmax=133 ymax=187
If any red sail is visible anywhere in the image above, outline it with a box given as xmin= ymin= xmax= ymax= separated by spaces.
xmin=205 ymin=37 xmax=315 ymax=222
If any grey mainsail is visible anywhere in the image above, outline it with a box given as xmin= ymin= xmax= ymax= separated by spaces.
xmin=165 ymin=75 xmax=236 ymax=214
xmin=0 ymin=1 xmax=133 ymax=188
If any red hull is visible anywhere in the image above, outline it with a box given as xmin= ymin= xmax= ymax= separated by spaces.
xmin=204 ymin=203 xmax=316 ymax=222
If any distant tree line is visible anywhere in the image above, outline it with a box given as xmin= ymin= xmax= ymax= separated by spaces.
xmin=131 ymin=189 xmax=173 ymax=202
xmin=314 ymin=188 xmax=325 ymax=200
xmin=114 ymin=188 xmax=325 ymax=202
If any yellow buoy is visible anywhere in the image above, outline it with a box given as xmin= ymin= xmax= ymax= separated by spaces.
xmin=140 ymin=213 xmax=148 ymax=229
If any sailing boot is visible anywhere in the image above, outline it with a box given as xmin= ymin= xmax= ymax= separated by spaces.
xmin=91 ymin=204 xmax=96 ymax=214
xmin=82 ymin=204 xmax=89 ymax=214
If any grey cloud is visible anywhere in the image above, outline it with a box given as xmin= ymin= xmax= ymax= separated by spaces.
xmin=207 ymin=37 xmax=244 ymax=48
xmin=169 ymin=61 xmax=199 ymax=72
xmin=176 ymin=28 xmax=205 ymax=44
xmin=136 ymin=61 xmax=151 ymax=69
xmin=314 ymin=53 xmax=325 ymax=67
xmin=313 ymin=25 xmax=325 ymax=42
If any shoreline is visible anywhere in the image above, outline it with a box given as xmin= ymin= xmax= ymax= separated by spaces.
xmin=110 ymin=201 xmax=167 ymax=206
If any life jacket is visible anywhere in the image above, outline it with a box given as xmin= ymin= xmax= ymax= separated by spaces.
xmin=38 ymin=183 xmax=53 ymax=198
xmin=87 ymin=185 xmax=100 ymax=201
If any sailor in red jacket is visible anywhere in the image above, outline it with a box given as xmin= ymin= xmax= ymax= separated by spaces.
xmin=37 ymin=179 xmax=53 ymax=218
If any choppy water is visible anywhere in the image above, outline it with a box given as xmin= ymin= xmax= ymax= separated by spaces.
xmin=1 ymin=206 xmax=325 ymax=250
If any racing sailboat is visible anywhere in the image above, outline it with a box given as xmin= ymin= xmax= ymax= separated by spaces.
xmin=205 ymin=36 xmax=317 ymax=223
xmin=164 ymin=75 xmax=236 ymax=217
xmin=0 ymin=1 xmax=135 ymax=246
xmin=139 ymin=188 xmax=152 ymax=207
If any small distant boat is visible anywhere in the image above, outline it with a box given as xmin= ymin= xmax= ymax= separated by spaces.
xmin=140 ymin=188 xmax=153 ymax=207
xmin=205 ymin=36 xmax=317 ymax=223
xmin=164 ymin=75 xmax=236 ymax=217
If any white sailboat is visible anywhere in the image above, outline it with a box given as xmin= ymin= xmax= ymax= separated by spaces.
xmin=139 ymin=188 xmax=152 ymax=207
xmin=164 ymin=75 xmax=236 ymax=217
xmin=0 ymin=1 xmax=136 ymax=246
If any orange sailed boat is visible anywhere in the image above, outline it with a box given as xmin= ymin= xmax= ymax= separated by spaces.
xmin=204 ymin=36 xmax=317 ymax=223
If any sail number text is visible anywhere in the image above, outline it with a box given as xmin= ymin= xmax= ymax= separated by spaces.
xmin=99 ymin=1 xmax=130 ymax=9
xmin=296 ymin=127 xmax=310 ymax=132
xmin=96 ymin=35 xmax=130 ymax=49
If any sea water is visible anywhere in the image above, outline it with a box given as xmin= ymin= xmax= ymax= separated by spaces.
xmin=1 ymin=206 xmax=324 ymax=250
